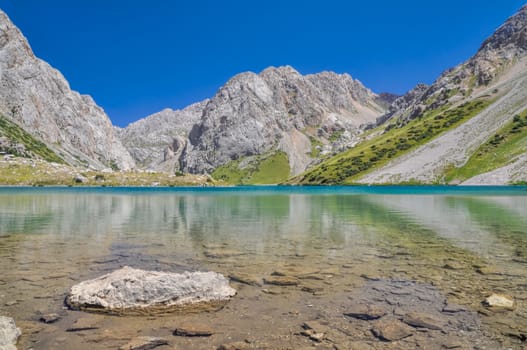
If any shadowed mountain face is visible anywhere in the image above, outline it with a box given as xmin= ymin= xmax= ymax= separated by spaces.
xmin=0 ymin=10 xmax=135 ymax=170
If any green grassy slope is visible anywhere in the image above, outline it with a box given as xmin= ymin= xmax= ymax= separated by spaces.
xmin=212 ymin=151 xmax=290 ymax=184
xmin=0 ymin=116 xmax=64 ymax=163
xmin=294 ymin=98 xmax=494 ymax=184
xmin=444 ymin=110 xmax=527 ymax=183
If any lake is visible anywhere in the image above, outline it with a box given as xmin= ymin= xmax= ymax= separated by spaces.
xmin=0 ymin=186 xmax=526 ymax=349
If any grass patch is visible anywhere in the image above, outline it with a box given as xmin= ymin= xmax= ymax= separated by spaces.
xmin=444 ymin=110 xmax=527 ymax=183
xmin=212 ymin=151 xmax=290 ymax=185
xmin=329 ymin=130 xmax=344 ymax=142
xmin=0 ymin=116 xmax=64 ymax=163
xmin=296 ymin=98 xmax=494 ymax=184
xmin=309 ymin=137 xmax=322 ymax=158
xmin=0 ymin=157 xmax=218 ymax=186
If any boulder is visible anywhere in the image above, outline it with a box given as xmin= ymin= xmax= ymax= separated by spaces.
xmin=0 ymin=316 xmax=21 ymax=350
xmin=66 ymin=266 xmax=236 ymax=315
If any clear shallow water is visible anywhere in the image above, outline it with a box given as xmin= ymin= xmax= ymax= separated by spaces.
xmin=0 ymin=186 xmax=526 ymax=349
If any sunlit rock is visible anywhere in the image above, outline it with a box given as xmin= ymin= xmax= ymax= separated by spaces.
xmin=66 ymin=266 xmax=236 ymax=315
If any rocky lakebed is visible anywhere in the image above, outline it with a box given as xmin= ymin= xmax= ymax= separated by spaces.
xmin=0 ymin=239 xmax=525 ymax=350
xmin=0 ymin=188 xmax=526 ymax=349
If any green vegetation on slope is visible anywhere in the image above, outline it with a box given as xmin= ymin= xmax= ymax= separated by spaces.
xmin=212 ymin=151 xmax=290 ymax=184
xmin=309 ymin=137 xmax=322 ymax=158
xmin=444 ymin=110 xmax=527 ymax=183
xmin=297 ymin=98 xmax=494 ymax=184
xmin=0 ymin=116 xmax=64 ymax=163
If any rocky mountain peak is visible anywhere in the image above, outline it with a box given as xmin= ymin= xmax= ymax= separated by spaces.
xmin=179 ymin=65 xmax=387 ymax=175
xmin=260 ymin=65 xmax=302 ymax=78
xmin=478 ymin=4 xmax=527 ymax=55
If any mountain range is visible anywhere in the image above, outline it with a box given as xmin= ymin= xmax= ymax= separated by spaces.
xmin=0 ymin=5 xmax=526 ymax=185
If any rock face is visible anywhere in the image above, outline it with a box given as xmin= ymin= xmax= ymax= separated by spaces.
xmin=118 ymin=101 xmax=207 ymax=172
xmin=379 ymin=5 xmax=527 ymax=127
xmin=0 ymin=10 xmax=135 ymax=170
xmin=124 ymin=66 xmax=387 ymax=176
xmin=180 ymin=66 xmax=386 ymax=175
xmin=66 ymin=266 xmax=236 ymax=315
xmin=0 ymin=316 xmax=20 ymax=350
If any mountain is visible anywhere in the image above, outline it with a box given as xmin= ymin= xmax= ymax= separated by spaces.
xmin=296 ymin=4 xmax=527 ymax=185
xmin=0 ymin=9 xmax=134 ymax=170
xmin=122 ymin=66 xmax=388 ymax=182
xmin=117 ymin=100 xmax=207 ymax=172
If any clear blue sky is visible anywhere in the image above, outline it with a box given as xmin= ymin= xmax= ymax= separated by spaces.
xmin=0 ymin=1 xmax=525 ymax=127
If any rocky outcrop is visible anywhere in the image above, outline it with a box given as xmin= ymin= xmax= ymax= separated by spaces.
xmin=0 ymin=10 xmax=134 ymax=170
xmin=372 ymin=84 xmax=429 ymax=127
xmin=379 ymin=5 xmax=527 ymax=127
xmin=180 ymin=66 xmax=386 ymax=175
xmin=119 ymin=101 xmax=207 ymax=172
xmin=66 ymin=266 xmax=236 ymax=315
xmin=0 ymin=316 xmax=20 ymax=350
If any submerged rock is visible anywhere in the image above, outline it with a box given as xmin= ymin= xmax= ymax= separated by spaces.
xmin=119 ymin=336 xmax=168 ymax=350
xmin=66 ymin=266 xmax=236 ymax=315
xmin=483 ymin=294 xmax=514 ymax=309
xmin=263 ymin=275 xmax=300 ymax=286
xmin=0 ymin=316 xmax=21 ymax=350
xmin=39 ymin=313 xmax=60 ymax=324
xmin=402 ymin=312 xmax=444 ymax=331
xmin=371 ymin=319 xmax=414 ymax=341
xmin=344 ymin=304 xmax=387 ymax=320
xmin=173 ymin=323 xmax=214 ymax=337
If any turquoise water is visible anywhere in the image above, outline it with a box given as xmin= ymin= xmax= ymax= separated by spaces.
xmin=0 ymin=186 xmax=526 ymax=349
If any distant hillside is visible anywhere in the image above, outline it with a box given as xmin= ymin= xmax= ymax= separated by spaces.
xmin=294 ymin=4 xmax=527 ymax=185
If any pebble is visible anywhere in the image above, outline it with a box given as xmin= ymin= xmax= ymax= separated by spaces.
xmin=39 ymin=313 xmax=60 ymax=324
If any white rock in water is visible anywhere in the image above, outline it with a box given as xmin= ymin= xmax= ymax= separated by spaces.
xmin=66 ymin=266 xmax=236 ymax=315
xmin=0 ymin=316 xmax=21 ymax=350
xmin=484 ymin=294 xmax=514 ymax=309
